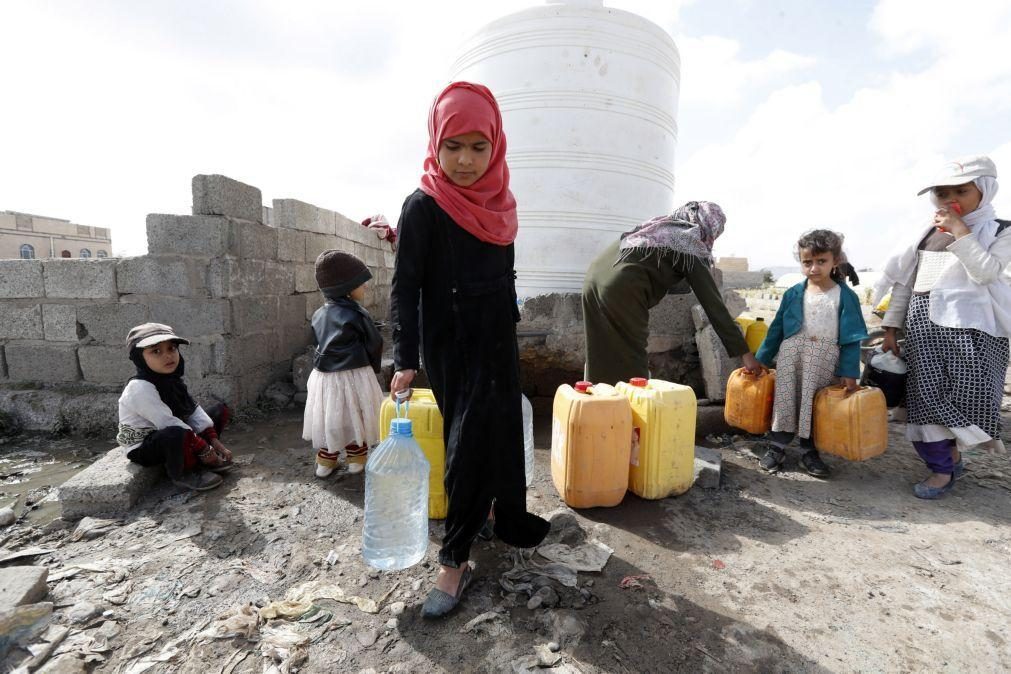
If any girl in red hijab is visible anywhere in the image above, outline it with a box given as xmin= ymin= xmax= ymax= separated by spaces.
xmin=390 ymin=82 xmax=550 ymax=618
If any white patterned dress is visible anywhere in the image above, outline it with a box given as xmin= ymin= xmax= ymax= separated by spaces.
xmin=771 ymin=285 xmax=841 ymax=439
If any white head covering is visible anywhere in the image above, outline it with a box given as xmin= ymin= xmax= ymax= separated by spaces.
xmin=873 ymin=175 xmax=1000 ymax=303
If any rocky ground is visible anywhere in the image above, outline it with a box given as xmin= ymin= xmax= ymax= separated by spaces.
xmin=1 ymin=403 xmax=1010 ymax=673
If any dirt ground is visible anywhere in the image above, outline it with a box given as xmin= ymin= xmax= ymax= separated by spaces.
xmin=2 ymin=404 xmax=1010 ymax=673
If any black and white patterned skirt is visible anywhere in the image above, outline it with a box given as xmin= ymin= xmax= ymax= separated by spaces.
xmin=904 ymin=294 xmax=1008 ymax=438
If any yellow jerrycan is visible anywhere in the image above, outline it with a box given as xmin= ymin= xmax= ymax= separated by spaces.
xmin=550 ymin=381 xmax=632 ymax=508
xmin=812 ymin=386 xmax=888 ymax=461
xmin=735 ymin=315 xmax=755 ymax=336
xmin=379 ymin=389 xmax=448 ymax=519
xmin=612 ymin=378 xmax=696 ymax=499
xmin=745 ymin=317 xmax=768 ymax=353
xmin=724 ymin=368 xmax=776 ymax=434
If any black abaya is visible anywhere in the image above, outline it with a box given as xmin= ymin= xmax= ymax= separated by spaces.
xmin=390 ymin=190 xmax=549 ymax=567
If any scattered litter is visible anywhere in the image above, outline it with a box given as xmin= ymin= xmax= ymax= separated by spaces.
xmin=0 ymin=547 xmax=55 ymax=564
xmin=199 ymin=604 xmax=260 ymax=640
xmin=536 ymin=643 xmax=562 ymax=667
xmin=103 ymin=580 xmax=133 ymax=605
xmin=461 ymin=611 xmax=503 ymax=633
xmin=536 ymin=539 xmax=613 ymax=573
xmin=70 ymin=517 xmax=119 ymax=542
xmin=500 ymin=550 xmax=578 ymax=595
xmin=324 ymin=549 xmax=339 ymax=566
xmin=259 ymin=600 xmax=314 ymax=621
xmin=619 ymin=574 xmax=650 ymax=590
xmin=260 ymin=623 xmax=309 ymax=672
xmin=285 ymin=578 xmax=399 ymax=614
xmin=122 ymin=641 xmax=181 ymax=674
xmin=712 ymin=559 xmax=726 ymax=570
xmin=22 ymin=624 xmax=69 ymax=670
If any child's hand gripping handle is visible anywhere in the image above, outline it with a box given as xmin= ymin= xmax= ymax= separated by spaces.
xmin=394 ymin=388 xmax=411 ymax=419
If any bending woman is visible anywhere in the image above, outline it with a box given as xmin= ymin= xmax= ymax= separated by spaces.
xmin=582 ymin=201 xmax=764 ymax=384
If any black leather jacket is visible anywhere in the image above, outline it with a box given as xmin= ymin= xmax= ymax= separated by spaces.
xmin=310 ymin=293 xmax=382 ymax=373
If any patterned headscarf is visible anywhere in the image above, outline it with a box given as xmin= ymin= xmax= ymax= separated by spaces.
xmin=618 ymin=201 xmax=726 ymax=267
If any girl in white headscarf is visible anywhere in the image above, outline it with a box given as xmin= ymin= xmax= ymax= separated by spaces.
xmin=876 ymin=156 xmax=1011 ymax=499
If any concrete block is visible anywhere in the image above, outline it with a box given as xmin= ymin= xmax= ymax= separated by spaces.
xmin=192 ymin=174 xmax=262 ymax=223
xmin=57 ymin=392 xmax=120 ymax=436
xmin=234 ymin=220 xmax=278 ymax=260
xmin=648 ymin=294 xmax=696 ymax=344
xmin=260 ymin=261 xmax=295 ymax=296
xmin=306 ymin=292 xmax=321 ymax=320
xmin=187 ymin=374 xmax=239 ymax=405
xmin=230 ymin=296 xmax=277 ymax=333
xmin=5 ymin=342 xmax=79 ymax=382
xmin=695 ymin=324 xmax=736 ymax=401
xmin=292 ymin=348 xmax=313 ymax=392
xmin=43 ymin=259 xmax=117 ymax=299
xmin=42 ymin=304 xmax=79 ymax=342
xmin=146 ymin=214 xmax=234 ymax=257
xmin=353 ymin=241 xmax=367 ymax=262
xmin=0 ymin=303 xmax=43 ymax=340
xmin=696 ymin=403 xmax=732 ymax=438
xmin=305 ymin=233 xmax=341 ymax=258
xmin=122 ymin=296 xmax=229 ymax=338
xmin=116 ymin=256 xmax=195 ymax=296
xmin=58 ymin=447 xmax=162 ymax=520
xmin=364 ymin=245 xmax=382 ymax=269
xmin=262 ymin=205 xmax=274 ymax=226
xmin=722 ymin=289 xmax=746 ymax=319
xmin=383 ymin=250 xmax=395 ymax=268
xmin=294 ymin=263 xmax=317 ymax=293
xmin=79 ymin=345 xmax=136 ymax=384
xmin=280 ymin=294 xmax=307 ymax=327
xmin=182 ymin=338 xmax=214 ymax=380
xmin=693 ymin=446 xmax=722 ymax=489
xmin=207 ymin=259 xmax=293 ymax=297
xmin=334 ymin=213 xmax=360 ymax=241
xmin=76 ymin=302 xmax=149 ymax=345
xmin=214 ymin=334 xmax=276 ymax=373
xmin=0 ymin=567 xmax=48 ymax=610
xmin=279 ymin=324 xmax=312 ymax=361
xmin=277 ymin=228 xmax=307 ymax=262
xmin=0 ymin=260 xmax=44 ymax=298
xmin=273 ymin=199 xmax=334 ymax=234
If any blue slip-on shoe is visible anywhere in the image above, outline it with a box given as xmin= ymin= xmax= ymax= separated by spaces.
xmin=913 ymin=474 xmax=955 ymax=500
xmin=953 ymin=459 xmax=965 ymax=479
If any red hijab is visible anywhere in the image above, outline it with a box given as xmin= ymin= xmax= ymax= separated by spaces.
xmin=419 ymin=82 xmax=518 ymax=246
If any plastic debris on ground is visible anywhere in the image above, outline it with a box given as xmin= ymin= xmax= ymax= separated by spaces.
xmin=618 ymin=574 xmax=651 ymax=590
xmin=500 ymin=549 xmax=578 ymax=595
xmin=536 ymin=539 xmax=613 ymax=572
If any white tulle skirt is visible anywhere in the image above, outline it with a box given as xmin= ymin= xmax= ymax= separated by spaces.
xmin=302 ymin=366 xmax=383 ymax=455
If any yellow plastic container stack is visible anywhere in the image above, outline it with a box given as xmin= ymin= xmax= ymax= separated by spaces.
xmin=724 ymin=368 xmax=776 ymax=434
xmin=745 ymin=317 xmax=769 ymax=353
xmin=612 ymin=378 xmax=697 ymax=499
xmin=379 ymin=389 xmax=448 ymax=519
xmin=812 ymin=386 xmax=888 ymax=461
xmin=551 ymin=381 xmax=632 ymax=508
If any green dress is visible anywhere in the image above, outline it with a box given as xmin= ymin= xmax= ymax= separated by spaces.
xmin=582 ymin=240 xmax=749 ymax=385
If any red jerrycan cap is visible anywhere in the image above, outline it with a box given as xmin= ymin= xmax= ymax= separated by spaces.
xmin=574 ymin=381 xmax=592 ymax=392
xmin=629 ymin=377 xmax=648 ymax=387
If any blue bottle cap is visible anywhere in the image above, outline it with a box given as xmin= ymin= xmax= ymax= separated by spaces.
xmin=390 ymin=417 xmax=413 ymax=437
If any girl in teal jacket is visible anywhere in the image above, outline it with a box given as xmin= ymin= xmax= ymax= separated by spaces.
xmin=755 ymin=230 xmax=869 ymax=477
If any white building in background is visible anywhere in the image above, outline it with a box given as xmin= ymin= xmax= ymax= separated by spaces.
xmin=0 ymin=210 xmax=112 ymax=260
xmin=451 ymin=0 xmax=680 ymax=297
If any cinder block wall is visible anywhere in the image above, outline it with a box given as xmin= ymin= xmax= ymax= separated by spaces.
xmin=0 ymin=174 xmax=394 ymax=427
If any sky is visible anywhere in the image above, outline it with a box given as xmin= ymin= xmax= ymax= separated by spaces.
xmin=1 ymin=0 xmax=1010 ymax=271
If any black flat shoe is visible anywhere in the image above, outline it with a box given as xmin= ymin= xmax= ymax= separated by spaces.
xmin=759 ymin=447 xmax=786 ymax=473
xmin=800 ymin=450 xmax=831 ymax=478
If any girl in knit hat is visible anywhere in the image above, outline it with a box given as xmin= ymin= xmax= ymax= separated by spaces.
xmin=390 ymin=81 xmax=550 ymax=618
xmin=118 ymin=322 xmax=234 ymax=492
xmin=303 ymin=249 xmax=384 ymax=478
xmin=875 ymin=155 xmax=1010 ymax=499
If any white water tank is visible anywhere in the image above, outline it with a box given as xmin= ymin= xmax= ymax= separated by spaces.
xmin=450 ymin=0 xmax=680 ymax=297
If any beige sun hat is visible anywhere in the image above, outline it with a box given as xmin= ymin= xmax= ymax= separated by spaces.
xmin=917 ymin=155 xmax=997 ymax=195
xmin=126 ymin=323 xmax=190 ymax=351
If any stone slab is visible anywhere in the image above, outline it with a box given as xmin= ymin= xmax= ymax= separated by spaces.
xmin=43 ymin=260 xmax=117 ymax=299
xmin=42 ymin=304 xmax=79 ymax=342
xmin=0 ymin=601 xmax=52 ymax=658
xmin=146 ymin=214 xmax=234 ymax=257
xmin=230 ymin=296 xmax=277 ymax=333
xmin=690 ymin=304 xmax=710 ymax=332
xmin=294 ymin=263 xmax=317 ymax=293
xmin=0 ymin=303 xmax=43 ymax=340
xmin=234 ymin=220 xmax=278 ymax=260
xmin=0 ymin=260 xmax=44 ymax=298
xmin=693 ymin=446 xmax=722 ymax=489
xmin=5 ymin=342 xmax=80 ymax=383
xmin=192 ymin=174 xmax=262 ymax=223
xmin=58 ymin=447 xmax=162 ymax=520
xmin=206 ymin=259 xmax=294 ymax=298
xmin=695 ymin=324 xmax=735 ymax=401
xmin=277 ymin=228 xmax=307 ymax=262
xmin=121 ymin=296 xmax=230 ymax=337
xmin=0 ymin=567 xmax=49 ymax=610
xmin=78 ymin=345 xmax=136 ymax=384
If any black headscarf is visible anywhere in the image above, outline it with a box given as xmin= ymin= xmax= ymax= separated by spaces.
xmin=129 ymin=347 xmax=198 ymax=419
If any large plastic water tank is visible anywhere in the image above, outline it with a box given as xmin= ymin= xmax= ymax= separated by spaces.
xmin=450 ymin=0 xmax=680 ymax=297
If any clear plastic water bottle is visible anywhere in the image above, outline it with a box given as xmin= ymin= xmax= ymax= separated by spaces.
xmin=362 ymin=415 xmax=430 ymax=570
xmin=522 ymin=394 xmax=534 ymax=487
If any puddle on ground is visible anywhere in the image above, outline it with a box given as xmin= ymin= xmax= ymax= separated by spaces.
xmin=0 ymin=434 xmax=113 ymax=525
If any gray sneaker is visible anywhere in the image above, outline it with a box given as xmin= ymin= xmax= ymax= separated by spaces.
xmin=172 ymin=471 xmax=223 ymax=492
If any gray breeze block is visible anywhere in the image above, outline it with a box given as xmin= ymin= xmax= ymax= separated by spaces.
xmin=58 ymin=446 xmax=162 ymax=520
